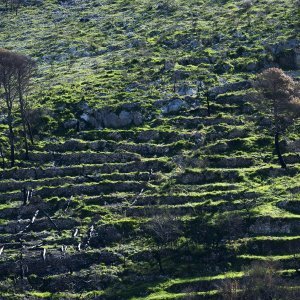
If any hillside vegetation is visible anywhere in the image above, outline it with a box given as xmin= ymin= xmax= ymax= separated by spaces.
xmin=0 ymin=0 xmax=299 ymax=299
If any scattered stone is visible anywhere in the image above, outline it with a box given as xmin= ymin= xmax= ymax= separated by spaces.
xmin=161 ymin=99 xmax=187 ymax=114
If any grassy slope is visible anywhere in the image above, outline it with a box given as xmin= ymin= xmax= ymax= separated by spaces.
xmin=0 ymin=0 xmax=297 ymax=109
xmin=0 ymin=0 xmax=299 ymax=299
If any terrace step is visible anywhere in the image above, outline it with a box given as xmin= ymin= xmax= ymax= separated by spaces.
xmin=0 ymin=249 xmax=121 ymax=279
xmin=78 ymin=129 xmax=199 ymax=144
xmin=176 ymin=169 xmax=243 ymax=185
xmin=166 ymin=273 xmax=243 ymax=293
xmin=27 ymin=151 xmax=141 ymax=166
xmin=0 ymin=172 xmax=160 ymax=194
xmin=165 ymin=116 xmax=244 ymax=128
xmin=0 ymin=217 xmax=79 ymax=234
xmin=43 ymin=140 xmax=193 ymax=157
xmin=238 ymin=236 xmax=300 ymax=256
xmin=277 ymin=201 xmax=300 ymax=214
xmin=0 ymin=159 xmax=172 ymax=181
xmin=0 ymin=181 xmax=152 ymax=202
xmin=85 ymin=190 xmax=258 ymax=206
xmin=249 ymin=217 xmax=300 ymax=236
xmin=125 ymin=202 xmax=239 ymax=217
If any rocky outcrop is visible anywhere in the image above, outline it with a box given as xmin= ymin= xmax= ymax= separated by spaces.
xmin=28 ymin=152 xmax=141 ymax=165
xmin=66 ymin=102 xmax=145 ymax=129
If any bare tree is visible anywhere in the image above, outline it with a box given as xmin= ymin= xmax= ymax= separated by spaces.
xmin=0 ymin=141 xmax=5 ymax=168
xmin=188 ymin=211 xmax=246 ymax=252
xmin=0 ymin=49 xmax=19 ymax=167
xmin=218 ymin=277 xmax=240 ymax=300
xmin=242 ymin=261 xmax=282 ymax=299
xmin=143 ymin=211 xmax=181 ymax=273
xmin=0 ymin=49 xmax=36 ymax=166
xmin=15 ymin=54 xmax=36 ymax=159
xmin=218 ymin=262 xmax=283 ymax=299
xmin=197 ymin=81 xmax=211 ymax=116
xmin=254 ymin=68 xmax=300 ymax=168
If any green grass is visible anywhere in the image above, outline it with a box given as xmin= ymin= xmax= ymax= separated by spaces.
xmin=0 ymin=0 xmax=299 ymax=298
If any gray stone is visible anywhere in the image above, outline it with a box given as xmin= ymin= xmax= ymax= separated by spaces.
xmin=133 ymin=112 xmax=143 ymax=126
xmin=119 ymin=110 xmax=133 ymax=127
xmin=80 ymin=113 xmax=90 ymax=122
xmin=78 ymin=102 xmax=144 ymax=129
xmin=78 ymin=101 xmax=92 ymax=113
xmin=63 ymin=119 xmax=78 ymax=129
xmin=103 ymin=112 xmax=119 ymax=128
xmin=161 ymin=99 xmax=187 ymax=114
xmin=177 ymin=85 xmax=197 ymax=96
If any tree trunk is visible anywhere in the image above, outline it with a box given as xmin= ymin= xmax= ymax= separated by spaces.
xmin=26 ymin=119 xmax=34 ymax=145
xmin=206 ymin=93 xmax=211 ymax=117
xmin=173 ymin=76 xmax=177 ymax=93
xmin=274 ymin=131 xmax=286 ymax=169
xmin=22 ymin=119 xmax=29 ymax=160
xmin=18 ymin=74 xmax=30 ymax=157
xmin=0 ymin=146 xmax=5 ymax=169
xmin=157 ymin=256 xmax=163 ymax=274
xmin=8 ymin=116 xmax=15 ymax=168
xmin=154 ymin=251 xmax=164 ymax=274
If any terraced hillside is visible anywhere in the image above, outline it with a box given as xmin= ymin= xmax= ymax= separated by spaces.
xmin=0 ymin=0 xmax=300 ymax=299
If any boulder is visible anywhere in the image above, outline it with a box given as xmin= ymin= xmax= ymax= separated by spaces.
xmin=80 ymin=113 xmax=89 ymax=122
xmin=80 ymin=102 xmax=144 ymax=129
xmin=103 ymin=112 xmax=122 ymax=128
xmin=161 ymin=99 xmax=187 ymax=114
xmin=176 ymin=85 xmax=197 ymax=96
xmin=119 ymin=110 xmax=133 ymax=127
xmin=102 ymin=110 xmax=136 ymax=128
